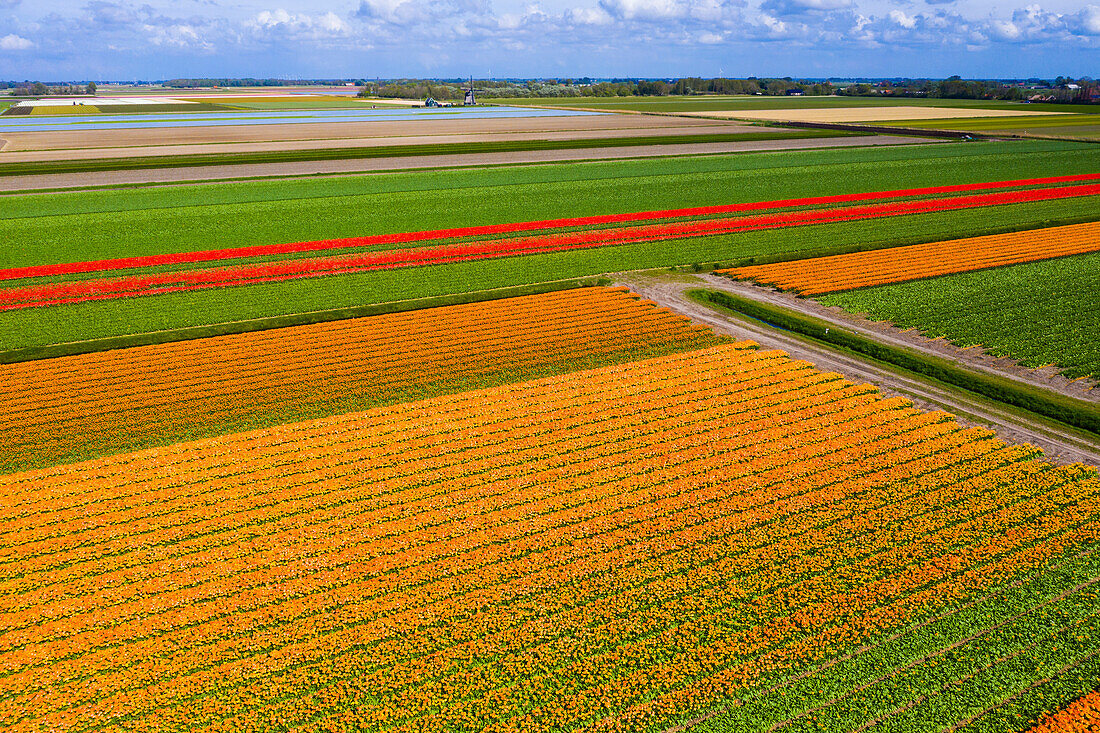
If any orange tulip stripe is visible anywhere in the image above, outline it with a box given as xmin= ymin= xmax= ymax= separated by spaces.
xmin=2 ymin=343 xmax=1098 ymax=732
xmin=1025 ymin=690 xmax=1100 ymax=732
xmin=719 ymin=221 xmax=1100 ymax=295
xmin=0 ymin=287 xmax=722 ymax=473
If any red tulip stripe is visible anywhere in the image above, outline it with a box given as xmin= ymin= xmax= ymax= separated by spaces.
xmin=4 ymin=179 xmax=1098 ymax=311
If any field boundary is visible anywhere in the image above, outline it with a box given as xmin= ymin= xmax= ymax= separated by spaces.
xmin=0 ymin=277 xmax=606 ymax=364
xmin=691 ymin=288 xmax=1100 ymax=437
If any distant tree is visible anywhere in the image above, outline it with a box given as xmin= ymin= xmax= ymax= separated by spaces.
xmin=31 ymin=82 xmax=47 ymax=95
xmin=85 ymin=82 xmax=96 ymax=95
xmin=635 ymin=80 xmax=671 ymax=96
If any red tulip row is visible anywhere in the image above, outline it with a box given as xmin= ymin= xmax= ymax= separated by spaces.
xmin=4 ymin=181 xmax=1099 ymax=311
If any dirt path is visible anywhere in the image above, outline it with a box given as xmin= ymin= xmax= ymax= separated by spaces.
xmin=0 ymin=135 xmax=928 ymax=192
xmin=617 ymin=272 xmax=1100 ymax=467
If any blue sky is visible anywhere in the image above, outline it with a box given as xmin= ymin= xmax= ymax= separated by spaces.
xmin=0 ymin=0 xmax=1096 ymax=80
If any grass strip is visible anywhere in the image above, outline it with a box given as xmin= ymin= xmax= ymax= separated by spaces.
xmin=959 ymin=655 xmax=1100 ymax=732
xmin=691 ymin=549 xmax=1100 ymax=732
xmin=690 ymin=288 xmax=1100 ymax=437
xmin=0 ymin=130 xmax=850 ymax=178
xmin=0 ymin=276 xmax=607 ymax=365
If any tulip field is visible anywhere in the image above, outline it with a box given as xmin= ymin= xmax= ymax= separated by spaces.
xmin=2 ymin=332 xmax=1099 ymax=732
xmin=721 ymin=221 xmax=1100 ymax=296
xmin=0 ymin=287 xmax=720 ymax=472
xmin=3 ymin=129 xmax=1099 ymax=733
xmin=1 ymin=175 xmax=1097 ymax=312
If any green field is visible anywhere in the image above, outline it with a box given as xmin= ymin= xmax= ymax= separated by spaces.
xmin=821 ymin=252 xmax=1100 ymax=379
xmin=492 ymin=95 xmax=1074 ymax=114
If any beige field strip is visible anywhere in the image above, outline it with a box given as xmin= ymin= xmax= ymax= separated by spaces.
xmin=721 ymin=222 xmax=1100 ymax=295
xmin=683 ymin=106 xmax=1069 ymax=124
xmin=0 ymin=113 xmax=728 ymax=154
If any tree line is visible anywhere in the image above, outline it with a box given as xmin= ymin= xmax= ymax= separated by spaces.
xmin=5 ymin=82 xmax=96 ymax=96
xmin=839 ymin=76 xmax=1098 ymax=103
xmin=357 ymin=77 xmax=836 ymax=101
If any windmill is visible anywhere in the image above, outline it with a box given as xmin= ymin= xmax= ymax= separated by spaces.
xmin=464 ymin=76 xmax=476 ymax=106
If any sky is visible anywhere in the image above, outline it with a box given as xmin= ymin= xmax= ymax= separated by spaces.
xmin=0 ymin=0 xmax=1096 ymax=81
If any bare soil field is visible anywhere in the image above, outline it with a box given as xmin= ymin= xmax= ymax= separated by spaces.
xmin=619 ymin=272 xmax=1099 ymax=467
xmin=0 ymin=135 xmax=930 ymax=191
xmin=0 ymin=114 xmax=733 ymax=155
xmin=0 ymin=122 xmax=763 ymax=164
xmin=683 ymin=106 xmax=1070 ymax=123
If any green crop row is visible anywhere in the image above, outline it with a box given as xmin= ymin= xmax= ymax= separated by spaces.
xmin=821 ymin=252 xmax=1100 ymax=380
xmin=3 ymin=197 xmax=1098 ymax=352
xmin=693 ymin=548 xmax=1100 ymax=733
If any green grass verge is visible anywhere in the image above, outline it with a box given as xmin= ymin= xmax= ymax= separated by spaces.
xmin=691 ymin=288 xmax=1100 ymax=436
xmin=4 ymin=196 xmax=1098 ymax=351
xmin=3 ymin=139 xmax=1095 ymax=269
xmin=0 ymin=130 xmax=848 ymax=178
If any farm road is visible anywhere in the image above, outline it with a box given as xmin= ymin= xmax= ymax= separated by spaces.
xmin=0 ymin=135 xmax=928 ymax=191
xmin=618 ymin=272 xmax=1100 ymax=467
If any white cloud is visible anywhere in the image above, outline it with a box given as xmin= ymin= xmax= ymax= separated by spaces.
xmin=143 ymin=22 xmax=213 ymax=50
xmin=597 ymin=0 xmax=742 ymax=21
xmin=888 ymin=9 xmax=916 ymax=27
xmin=599 ymin=0 xmax=684 ymax=19
xmin=759 ymin=0 xmax=852 ymax=16
xmin=250 ymin=8 xmax=349 ymax=36
xmin=988 ymin=18 xmax=1021 ymax=38
xmin=0 ymin=33 xmax=33 ymax=50
xmin=566 ymin=6 xmax=613 ymax=24
xmin=1067 ymin=3 xmax=1100 ymax=33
